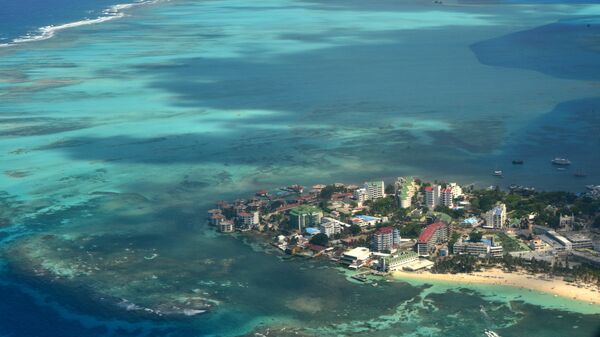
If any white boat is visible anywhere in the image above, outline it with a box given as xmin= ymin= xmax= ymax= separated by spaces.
xmin=493 ymin=170 xmax=503 ymax=177
xmin=551 ymin=157 xmax=571 ymax=165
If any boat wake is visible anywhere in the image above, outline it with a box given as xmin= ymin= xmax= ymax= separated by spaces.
xmin=0 ymin=0 xmax=167 ymax=48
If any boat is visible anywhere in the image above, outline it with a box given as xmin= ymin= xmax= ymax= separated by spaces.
xmin=551 ymin=157 xmax=571 ymax=166
xmin=574 ymin=171 xmax=587 ymax=178
xmin=512 ymin=160 xmax=524 ymax=165
xmin=493 ymin=170 xmax=503 ymax=177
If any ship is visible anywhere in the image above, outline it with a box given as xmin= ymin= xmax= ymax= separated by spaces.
xmin=493 ymin=170 xmax=503 ymax=177
xmin=574 ymin=171 xmax=587 ymax=178
xmin=551 ymin=157 xmax=571 ymax=166
xmin=512 ymin=160 xmax=524 ymax=165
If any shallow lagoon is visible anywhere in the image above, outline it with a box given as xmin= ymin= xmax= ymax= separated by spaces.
xmin=1 ymin=0 xmax=600 ymax=336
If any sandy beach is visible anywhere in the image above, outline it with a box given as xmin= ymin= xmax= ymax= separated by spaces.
xmin=392 ymin=268 xmax=600 ymax=305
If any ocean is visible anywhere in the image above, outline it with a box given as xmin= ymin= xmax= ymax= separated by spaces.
xmin=1 ymin=0 xmax=600 ymax=336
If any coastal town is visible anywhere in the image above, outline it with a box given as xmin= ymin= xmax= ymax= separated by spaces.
xmin=208 ymin=177 xmax=600 ymax=300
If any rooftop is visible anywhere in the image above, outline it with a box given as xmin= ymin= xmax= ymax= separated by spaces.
xmin=375 ymin=226 xmax=395 ymax=235
xmin=418 ymin=222 xmax=446 ymax=244
xmin=289 ymin=204 xmax=322 ymax=216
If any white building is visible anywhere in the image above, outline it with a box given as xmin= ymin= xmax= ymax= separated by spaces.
xmin=319 ymin=217 xmax=348 ymax=237
xmin=364 ymin=181 xmax=385 ymax=200
xmin=566 ymin=233 xmax=592 ymax=249
xmin=439 ymin=183 xmax=463 ymax=208
xmin=353 ymin=188 xmax=368 ymax=204
xmin=238 ymin=211 xmax=259 ymax=228
xmin=218 ymin=220 xmax=234 ymax=233
xmin=483 ymin=204 xmax=507 ymax=229
xmin=453 ymin=240 xmax=503 ymax=258
xmin=440 ymin=187 xmax=453 ymax=208
xmin=448 ymin=183 xmax=463 ymax=199
xmin=424 ymin=185 xmax=441 ymax=209
xmin=340 ymin=247 xmax=371 ymax=269
xmin=377 ymin=251 xmax=418 ymax=272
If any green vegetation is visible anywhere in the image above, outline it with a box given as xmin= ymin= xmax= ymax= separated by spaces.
xmin=495 ymin=232 xmax=529 ymax=252
xmin=468 ymin=230 xmax=482 ymax=243
xmin=364 ymin=196 xmax=396 ymax=215
xmin=349 ymin=224 xmax=362 ymax=235
xmin=309 ymin=233 xmax=329 ymax=246
xmin=398 ymin=222 xmax=423 ymax=238
xmin=432 ymin=255 xmax=478 ymax=273
xmin=319 ymin=184 xmax=347 ymax=200
xmin=448 ymin=232 xmax=460 ymax=254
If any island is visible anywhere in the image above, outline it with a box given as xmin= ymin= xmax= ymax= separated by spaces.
xmin=209 ymin=178 xmax=600 ymax=304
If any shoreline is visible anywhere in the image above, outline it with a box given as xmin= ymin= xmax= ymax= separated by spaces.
xmin=0 ymin=0 xmax=170 ymax=48
xmin=392 ymin=268 xmax=600 ymax=306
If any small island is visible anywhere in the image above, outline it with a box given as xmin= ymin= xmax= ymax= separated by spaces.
xmin=209 ymin=178 xmax=600 ymax=304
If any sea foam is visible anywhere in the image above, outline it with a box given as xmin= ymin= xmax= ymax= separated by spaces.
xmin=0 ymin=0 xmax=165 ymax=48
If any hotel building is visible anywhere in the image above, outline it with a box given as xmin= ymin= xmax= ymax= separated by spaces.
xmin=371 ymin=226 xmax=401 ymax=252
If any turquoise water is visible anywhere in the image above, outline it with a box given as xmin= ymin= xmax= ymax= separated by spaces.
xmin=1 ymin=0 xmax=600 ymax=336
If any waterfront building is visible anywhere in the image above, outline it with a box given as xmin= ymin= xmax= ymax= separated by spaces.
xmin=372 ymin=227 xmax=401 ymax=252
xmin=424 ymin=185 xmax=441 ymax=209
xmin=238 ymin=211 xmax=259 ymax=228
xmin=377 ymin=251 xmax=418 ymax=272
xmin=209 ymin=213 xmax=225 ymax=226
xmin=453 ymin=240 xmax=504 ymax=258
xmin=416 ymin=222 xmax=450 ymax=256
xmin=364 ymin=181 xmax=385 ymax=200
xmin=340 ymin=247 xmax=371 ymax=269
xmin=289 ymin=205 xmax=323 ymax=231
xmin=483 ymin=203 xmax=507 ymax=229
xmin=218 ymin=219 xmax=234 ymax=233
xmin=566 ymin=233 xmax=593 ymax=249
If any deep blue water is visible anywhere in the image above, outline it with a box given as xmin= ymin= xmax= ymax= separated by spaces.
xmin=0 ymin=0 xmax=125 ymax=43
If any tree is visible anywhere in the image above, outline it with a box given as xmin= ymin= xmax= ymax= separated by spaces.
xmin=469 ymin=230 xmax=483 ymax=243
xmin=385 ymin=184 xmax=395 ymax=195
xmin=309 ymin=233 xmax=329 ymax=247
xmin=448 ymin=232 xmax=460 ymax=254
xmin=349 ymin=224 xmax=362 ymax=235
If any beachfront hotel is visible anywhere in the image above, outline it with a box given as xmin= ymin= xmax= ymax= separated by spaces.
xmin=377 ymin=251 xmax=418 ymax=272
xmin=416 ymin=222 xmax=450 ymax=256
xmin=453 ymin=239 xmax=504 ymax=258
xmin=372 ymin=226 xmax=401 ymax=252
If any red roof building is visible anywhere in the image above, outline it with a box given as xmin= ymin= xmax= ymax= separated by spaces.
xmin=417 ymin=222 xmax=449 ymax=256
